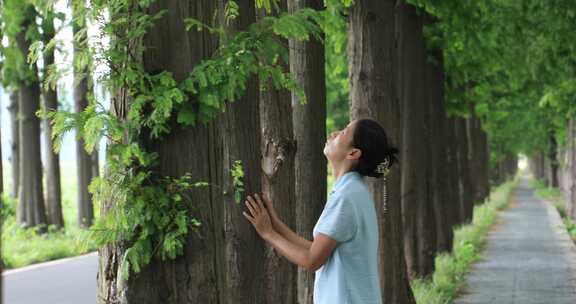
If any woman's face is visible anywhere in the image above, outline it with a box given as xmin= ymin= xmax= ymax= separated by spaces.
xmin=323 ymin=120 xmax=359 ymax=163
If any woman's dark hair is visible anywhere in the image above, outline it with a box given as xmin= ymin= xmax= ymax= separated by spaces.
xmin=351 ymin=118 xmax=399 ymax=178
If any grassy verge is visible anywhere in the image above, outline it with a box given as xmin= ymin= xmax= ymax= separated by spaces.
xmin=411 ymin=176 xmax=518 ymax=304
xmin=529 ymin=179 xmax=576 ymax=243
xmin=1 ymin=163 xmax=98 ymax=269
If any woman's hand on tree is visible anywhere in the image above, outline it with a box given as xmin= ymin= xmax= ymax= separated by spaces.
xmin=258 ymin=193 xmax=280 ymax=224
xmin=244 ymin=194 xmax=275 ymax=239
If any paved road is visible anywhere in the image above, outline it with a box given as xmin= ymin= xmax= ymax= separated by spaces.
xmin=3 ymin=252 xmax=98 ymax=304
xmin=455 ymin=177 xmax=576 ymax=304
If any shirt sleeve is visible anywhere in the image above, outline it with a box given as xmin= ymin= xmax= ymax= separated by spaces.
xmin=314 ymin=194 xmax=358 ymax=243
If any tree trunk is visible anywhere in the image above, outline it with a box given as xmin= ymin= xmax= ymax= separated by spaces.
xmin=466 ymin=112 xmax=486 ymax=204
xmin=349 ymin=0 xmax=416 ymax=302
xmin=258 ymin=3 xmax=298 ymax=303
xmin=288 ymin=1 xmax=327 ymax=303
xmin=98 ymin=1 xmax=268 ymax=303
xmin=456 ymin=116 xmax=474 ymax=223
xmin=8 ymin=90 xmax=19 ymax=199
xmin=73 ymin=2 xmax=94 ymax=228
xmin=567 ymin=119 xmax=576 ymax=221
xmin=398 ymin=1 xmax=436 ymax=280
xmin=478 ymin=122 xmax=490 ymax=200
xmin=425 ymin=44 xmax=453 ymax=254
xmin=42 ymin=12 xmax=64 ymax=229
xmin=0 ymin=115 xmax=2 ymax=303
xmin=15 ymin=6 xmax=47 ymax=230
xmin=92 ymin=150 xmax=100 ymax=179
xmin=548 ymin=133 xmax=559 ymax=188
xmin=447 ymin=116 xmax=464 ymax=225
xmin=1 ymin=109 xmax=3 ymax=195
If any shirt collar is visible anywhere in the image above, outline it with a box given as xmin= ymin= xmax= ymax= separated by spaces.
xmin=331 ymin=170 xmax=361 ymax=194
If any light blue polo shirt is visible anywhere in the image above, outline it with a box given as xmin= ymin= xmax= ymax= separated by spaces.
xmin=312 ymin=171 xmax=382 ymax=304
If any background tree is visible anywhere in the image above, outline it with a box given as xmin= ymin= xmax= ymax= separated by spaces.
xmin=40 ymin=6 xmax=64 ymax=229
xmin=72 ymin=1 xmax=95 ymax=228
xmin=288 ymin=0 xmax=327 ymax=303
xmin=11 ymin=2 xmax=47 ymax=230
xmin=258 ymin=2 xmax=298 ymax=302
xmin=8 ymin=90 xmax=18 ymax=198
xmin=398 ymin=2 xmax=437 ymax=279
xmin=348 ymin=0 xmax=416 ymax=302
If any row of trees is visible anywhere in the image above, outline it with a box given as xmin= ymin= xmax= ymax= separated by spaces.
xmin=11 ymin=0 xmax=574 ymax=303
xmin=85 ymin=0 xmax=517 ymax=303
xmin=532 ymin=119 xmax=576 ymax=222
xmin=0 ymin=0 xmax=99 ymax=230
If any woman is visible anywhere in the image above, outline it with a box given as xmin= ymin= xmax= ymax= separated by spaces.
xmin=243 ymin=118 xmax=398 ymax=304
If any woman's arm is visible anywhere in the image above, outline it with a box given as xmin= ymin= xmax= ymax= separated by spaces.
xmin=262 ymin=230 xmax=337 ymax=272
xmin=272 ymin=216 xmax=312 ymax=250
xmin=244 ymin=194 xmax=337 ymax=272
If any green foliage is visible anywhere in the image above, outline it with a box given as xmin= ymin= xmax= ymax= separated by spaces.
xmin=0 ymin=0 xmax=41 ymax=89
xmin=324 ymin=0 xmax=350 ymax=133
xmin=403 ymin=0 xmax=576 ymax=160
xmin=231 ymin=160 xmax=245 ymax=204
xmin=37 ymin=0 xmax=324 ymax=280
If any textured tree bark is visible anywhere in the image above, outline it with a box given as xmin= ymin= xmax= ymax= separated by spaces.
xmin=8 ymin=90 xmax=19 ymax=199
xmin=569 ymin=119 xmax=576 ymax=221
xmin=548 ymin=133 xmax=559 ymax=188
xmin=91 ymin=150 xmax=100 ymax=179
xmin=0 ymin=120 xmax=1 ymax=301
xmin=456 ymin=116 xmax=474 ymax=223
xmin=42 ymin=13 xmax=64 ymax=229
xmin=348 ymin=0 xmax=416 ymax=302
xmin=478 ymin=122 xmax=491 ymax=201
xmin=466 ymin=112 xmax=487 ymax=204
xmin=398 ymin=1 xmax=436 ymax=279
xmin=424 ymin=40 xmax=453 ymax=254
xmin=15 ymin=7 xmax=48 ymax=230
xmin=97 ymin=1 xmax=268 ymax=303
xmin=446 ymin=116 xmax=464 ymax=226
xmin=258 ymin=2 xmax=298 ymax=303
xmin=73 ymin=2 xmax=94 ymax=228
xmin=1 ymin=111 xmax=3 ymax=195
xmin=288 ymin=0 xmax=327 ymax=303
xmin=0 ymin=139 xmax=1 ymax=301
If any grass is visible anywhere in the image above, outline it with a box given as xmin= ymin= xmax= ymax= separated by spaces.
xmin=2 ymin=162 xmax=98 ymax=269
xmin=530 ymin=178 xmax=576 ymax=243
xmin=411 ymin=175 xmax=518 ymax=304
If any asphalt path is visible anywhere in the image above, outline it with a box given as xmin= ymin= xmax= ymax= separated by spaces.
xmin=3 ymin=252 xmax=98 ymax=304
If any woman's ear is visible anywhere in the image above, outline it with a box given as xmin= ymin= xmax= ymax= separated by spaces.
xmin=347 ymin=148 xmax=362 ymax=161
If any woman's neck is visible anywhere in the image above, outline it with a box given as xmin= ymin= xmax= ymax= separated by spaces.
xmin=331 ymin=162 xmax=354 ymax=183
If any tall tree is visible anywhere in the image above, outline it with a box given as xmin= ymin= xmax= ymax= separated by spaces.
xmin=1 ymin=106 xmax=3 ymax=196
xmin=258 ymin=2 xmax=298 ymax=303
xmin=15 ymin=4 xmax=47 ymax=230
xmin=72 ymin=1 xmax=94 ymax=228
xmin=456 ymin=116 xmax=474 ymax=223
xmin=98 ymin=1 xmax=268 ymax=303
xmin=398 ymin=2 xmax=436 ymax=279
xmin=288 ymin=0 xmax=327 ymax=303
xmin=446 ymin=116 xmax=465 ymax=225
xmin=41 ymin=9 xmax=64 ymax=229
xmin=0 ymin=92 xmax=3 ymax=304
xmin=548 ymin=132 xmax=559 ymax=187
xmin=566 ymin=118 xmax=576 ymax=221
xmin=425 ymin=44 xmax=453 ymax=254
xmin=8 ymin=90 xmax=19 ymax=198
xmin=348 ymin=0 xmax=416 ymax=302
